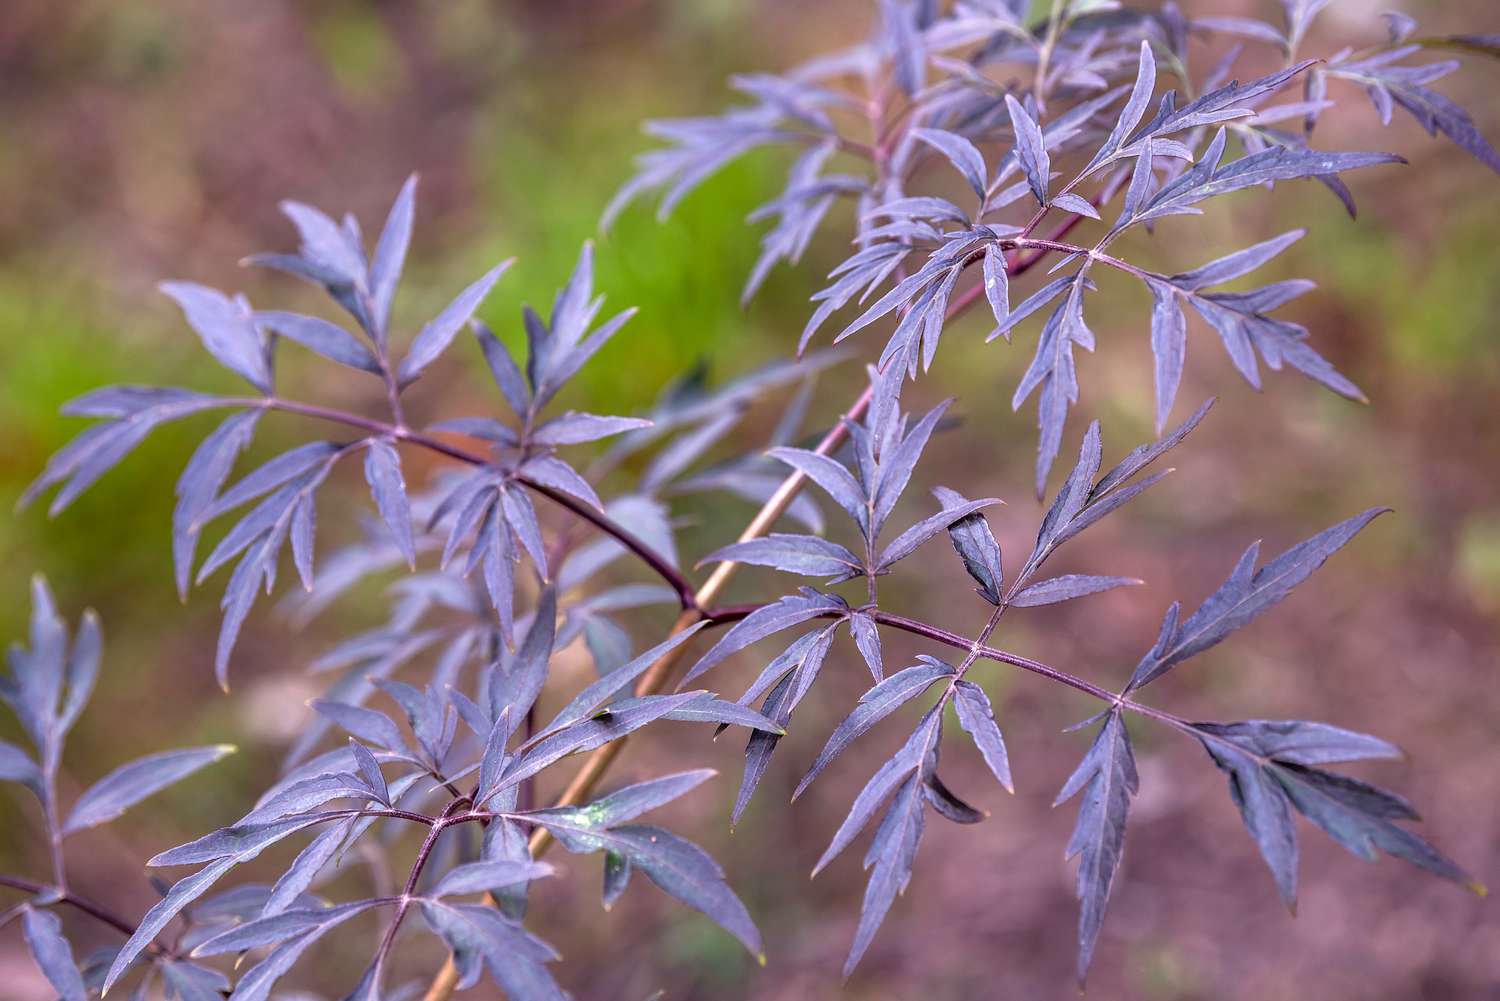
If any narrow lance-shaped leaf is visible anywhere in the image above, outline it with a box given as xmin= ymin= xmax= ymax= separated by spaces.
xmin=21 ymin=907 xmax=87 ymax=1001
xmin=1127 ymin=509 xmax=1387 ymax=692
xmin=912 ymin=127 xmax=988 ymax=199
xmin=877 ymin=496 xmax=1001 ymax=571
xmin=1170 ymin=230 xmax=1306 ymax=292
xmin=310 ymin=699 xmax=410 ymax=754
xmin=505 ymin=692 xmax=705 ymax=790
xmin=701 ymin=534 xmax=864 ymax=580
xmin=432 ymin=860 xmax=556 ymax=899
xmin=489 ymin=586 xmax=557 ymax=723
xmin=173 ymin=410 xmax=262 ymax=599
xmin=254 ymin=312 xmax=381 ymax=373
xmin=526 ymin=811 xmax=764 ymax=961
xmin=1148 ymin=281 xmax=1187 ymax=434
xmin=1090 ymin=397 xmax=1214 ymax=500
xmin=766 ymin=447 xmax=867 ymax=533
xmin=63 ymin=744 xmax=236 ymax=835
xmin=952 ymin=680 xmax=1012 ymax=793
xmin=612 ymin=824 xmax=765 ymax=962
xmin=0 ymin=740 xmax=41 ymax=794
xmin=1055 ymin=710 xmax=1138 ymax=985
xmin=347 ymin=739 xmax=388 ymax=804
xmin=848 ymin=612 xmax=883 ymax=682
xmin=1274 ymin=761 xmax=1478 ymax=893
xmin=681 ymin=588 xmax=847 ymax=687
xmin=933 ymin=486 xmax=1003 ymax=604
xmin=370 ymin=173 xmax=417 ymax=338
xmin=474 ymin=320 xmax=531 ymax=418
xmin=57 ymin=608 xmax=100 ymax=742
xmin=364 ymin=438 xmax=417 ymax=569
xmin=527 ymin=770 xmax=716 ymax=831
xmin=150 ymin=814 xmax=333 ymax=867
xmin=1006 ymin=94 xmax=1050 ymax=204
xmin=420 ymin=899 xmax=563 ymax=997
xmin=262 ymin=817 xmax=356 ymax=917
xmin=1009 ymin=574 xmax=1141 ymax=607
xmin=662 ymin=692 xmax=784 ymax=732
xmin=1202 ymin=733 xmax=1301 ymax=910
xmin=530 ymin=413 xmax=653 ymax=447
xmin=106 ymin=857 xmax=239 ymax=992
xmin=193 ymin=899 xmax=377 ymax=956
xmin=872 ymin=399 xmax=952 ymax=535
xmin=842 ymin=767 xmax=927 ymax=978
xmin=397 ymin=260 xmax=513 ymax=384
xmin=733 ymin=673 xmax=793 ymax=825
xmin=1086 ymin=40 xmax=1157 ymax=172
xmin=197 ymin=901 xmax=378 ymax=1001
xmin=159 ymin=282 xmax=271 ymax=393
xmin=812 ymin=702 xmax=941 ymax=881
xmin=1194 ymin=719 xmax=1481 ymax=906
xmin=982 ymin=243 xmax=1009 ymax=334
xmin=533 ymin=623 xmax=706 ymax=740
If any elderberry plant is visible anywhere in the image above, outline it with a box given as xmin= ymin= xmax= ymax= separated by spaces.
xmin=4 ymin=1 xmax=1494 ymax=997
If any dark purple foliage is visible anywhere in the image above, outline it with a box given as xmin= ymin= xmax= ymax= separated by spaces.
xmin=5 ymin=3 xmax=1494 ymax=998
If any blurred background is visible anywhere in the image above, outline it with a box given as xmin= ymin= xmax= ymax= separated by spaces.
xmin=1 ymin=1 xmax=1497 ymax=998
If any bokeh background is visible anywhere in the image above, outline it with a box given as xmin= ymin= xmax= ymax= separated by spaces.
xmin=2 ymin=2 xmax=1498 ymax=999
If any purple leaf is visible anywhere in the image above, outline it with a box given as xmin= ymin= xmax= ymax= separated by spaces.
xmin=848 ymin=612 xmax=883 ymax=682
xmin=1128 ymin=509 xmax=1387 ymax=691
xmin=529 ymin=770 xmax=716 ymax=831
xmin=159 ymin=282 xmax=272 ymax=392
xmin=681 ymin=588 xmax=847 ymax=687
xmin=932 ymin=485 xmax=1005 ymax=603
xmin=310 ymin=699 xmax=410 ymax=754
xmin=432 ymin=860 xmax=555 ymax=899
xmin=1148 ymin=282 xmax=1186 ymax=434
xmin=474 ymin=320 xmax=530 ymax=418
xmin=1005 ymin=93 xmax=1050 ymax=204
xmin=262 ymin=817 xmax=356 ymax=917
xmin=700 ymin=533 xmax=863 ymax=580
xmin=364 ymin=438 xmax=416 ymax=568
xmin=794 ymin=659 xmax=953 ymax=801
xmin=530 ymin=413 xmax=653 ymax=447
xmin=1087 ymin=41 xmax=1157 ymax=172
xmin=534 ymin=624 xmax=706 ymax=740
xmin=912 ymin=127 xmax=988 ymax=198
xmin=1010 ymin=574 xmax=1141 ymax=608
xmin=370 ymin=173 xmax=417 ymax=338
xmin=254 ymin=311 xmax=380 ymax=372
xmin=766 ymin=447 xmax=867 ymax=532
xmin=518 ymin=454 xmax=604 ymax=512
xmin=106 ymin=857 xmax=239 ymax=992
xmin=952 ymin=680 xmax=1013 ymax=793
xmin=397 ymin=260 xmax=513 ymax=384
xmin=1055 ymin=710 xmax=1137 ymax=986
xmin=21 ymin=907 xmax=87 ymax=1001
xmin=877 ymin=496 xmax=1001 ymax=570
xmin=63 ymin=744 xmax=235 ymax=834
xmin=172 ymin=411 xmax=262 ymax=599
xmin=982 ymin=243 xmax=1010 ymax=332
